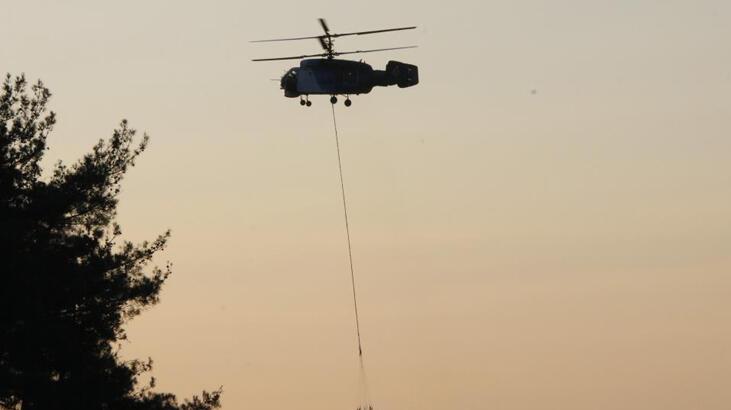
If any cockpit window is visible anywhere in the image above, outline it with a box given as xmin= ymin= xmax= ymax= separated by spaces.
xmin=281 ymin=68 xmax=299 ymax=93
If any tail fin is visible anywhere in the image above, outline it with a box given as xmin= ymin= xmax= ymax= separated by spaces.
xmin=386 ymin=61 xmax=419 ymax=88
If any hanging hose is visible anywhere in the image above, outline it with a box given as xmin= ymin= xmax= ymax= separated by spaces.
xmin=330 ymin=104 xmax=373 ymax=409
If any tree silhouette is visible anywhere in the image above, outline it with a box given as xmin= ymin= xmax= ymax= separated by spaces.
xmin=0 ymin=74 xmax=222 ymax=410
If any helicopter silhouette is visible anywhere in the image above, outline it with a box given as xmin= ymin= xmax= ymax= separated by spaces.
xmin=252 ymin=18 xmax=419 ymax=107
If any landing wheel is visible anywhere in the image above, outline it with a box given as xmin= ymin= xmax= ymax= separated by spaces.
xmin=344 ymin=99 xmax=352 ymax=107
xmin=330 ymin=96 xmax=338 ymax=104
xmin=300 ymin=99 xmax=306 ymax=106
xmin=306 ymin=100 xmax=312 ymax=107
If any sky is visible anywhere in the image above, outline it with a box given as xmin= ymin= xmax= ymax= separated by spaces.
xmin=3 ymin=1 xmax=731 ymax=409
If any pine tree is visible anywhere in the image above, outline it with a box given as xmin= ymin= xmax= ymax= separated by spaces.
xmin=0 ymin=74 xmax=222 ymax=410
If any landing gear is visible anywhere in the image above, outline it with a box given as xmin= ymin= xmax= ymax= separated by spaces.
xmin=300 ymin=98 xmax=306 ymax=106
xmin=300 ymin=96 xmax=312 ymax=107
xmin=306 ymin=100 xmax=312 ymax=107
xmin=344 ymin=98 xmax=352 ymax=107
xmin=330 ymin=95 xmax=338 ymax=104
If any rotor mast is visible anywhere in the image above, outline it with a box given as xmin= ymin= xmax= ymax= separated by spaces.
xmin=319 ymin=18 xmax=336 ymax=59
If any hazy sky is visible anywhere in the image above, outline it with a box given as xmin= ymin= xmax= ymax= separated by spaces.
xmin=3 ymin=1 xmax=731 ymax=409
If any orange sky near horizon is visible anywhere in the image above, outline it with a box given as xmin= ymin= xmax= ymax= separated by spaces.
xmin=3 ymin=1 xmax=731 ymax=409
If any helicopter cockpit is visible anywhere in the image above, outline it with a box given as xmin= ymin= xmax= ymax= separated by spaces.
xmin=280 ymin=68 xmax=299 ymax=97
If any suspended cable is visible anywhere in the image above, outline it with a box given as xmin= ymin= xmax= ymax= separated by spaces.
xmin=330 ymin=104 xmax=372 ymax=409
xmin=331 ymin=103 xmax=363 ymax=357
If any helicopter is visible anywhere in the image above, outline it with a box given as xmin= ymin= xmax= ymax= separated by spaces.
xmin=252 ymin=18 xmax=419 ymax=107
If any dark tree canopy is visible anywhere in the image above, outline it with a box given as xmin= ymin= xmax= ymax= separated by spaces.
xmin=0 ymin=74 xmax=221 ymax=410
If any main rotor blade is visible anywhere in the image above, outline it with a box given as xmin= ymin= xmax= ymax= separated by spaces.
xmin=333 ymin=45 xmax=418 ymax=56
xmin=331 ymin=26 xmax=416 ymax=38
xmin=319 ymin=18 xmax=330 ymax=34
xmin=251 ymin=26 xmax=416 ymax=43
xmin=252 ymin=52 xmax=327 ymax=62
xmin=250 ymin=35 xmax=323 ymax=43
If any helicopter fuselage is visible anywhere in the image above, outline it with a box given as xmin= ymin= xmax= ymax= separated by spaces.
xmin=280 ymin=58 xmax=418 ymax=98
